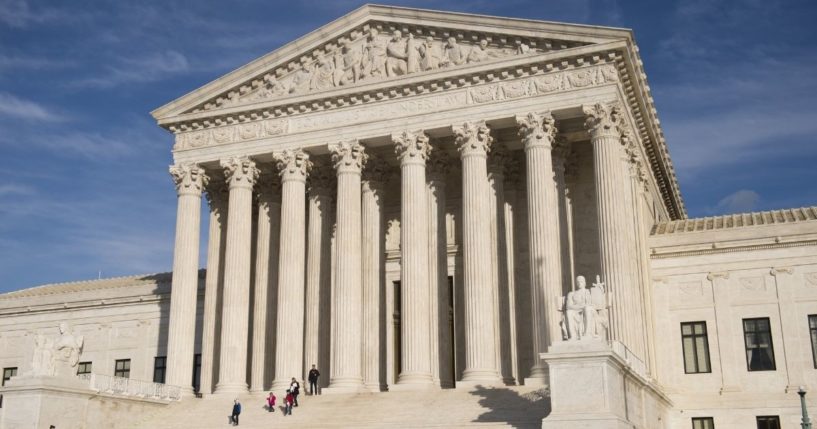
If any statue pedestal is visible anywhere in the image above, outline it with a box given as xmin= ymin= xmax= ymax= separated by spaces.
xmin=540 ymin=340 xmax=671 ymax=429
xmin=0 ymin=375 xmax=93 ymax=429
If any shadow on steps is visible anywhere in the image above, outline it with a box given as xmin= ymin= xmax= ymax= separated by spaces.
xmin=468 ymin=385 xmax=551 ymax=428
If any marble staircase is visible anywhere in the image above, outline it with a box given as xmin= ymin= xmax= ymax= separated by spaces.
xmin=127 ymin=385 xmax=550 ymax=429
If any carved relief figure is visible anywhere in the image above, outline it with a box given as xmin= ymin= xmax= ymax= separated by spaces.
xmin=590 ymin=275 xmax=609 ymax=340
xmin=361 ymin=28 xmax=387 ymax=79
xmin=310 ymin=56 xmax=336 ymax=91
xmin=254 ymin=75 xmax=288 ymax=100
xmin=335 ymin=41 xmax=361 ymax=85
xmin=467 ymin=39 xmax=491 ymax=63
xmin=419 ymin=36 xmax=442 ymax=71
xmin=406 ymin=33 xmax=420 ymax=74
xmin=289 ymin=63 xmax=313 ymax=94
xmin=30 ymin=332 xmax=55 ymax=376
xmin=385 ymin=30 xmax=408 ymax=77
xmin=442 ymin=37 xmax=467 ymax=67
xmin=53 ymin=322 xmax=84 ymax=377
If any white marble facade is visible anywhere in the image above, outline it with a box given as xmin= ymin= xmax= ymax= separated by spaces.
xmin=1 ymin=5 xmax=816 ymax=429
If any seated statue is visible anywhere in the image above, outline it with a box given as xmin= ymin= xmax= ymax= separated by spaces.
xmin=561 ymin=275 xmax=609 ymax=341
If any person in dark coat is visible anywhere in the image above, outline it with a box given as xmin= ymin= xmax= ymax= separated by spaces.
xmin=231 ymin=399 xmax=241 ymax=426
xmin=308 ymin=364 xmax=321 ymax=395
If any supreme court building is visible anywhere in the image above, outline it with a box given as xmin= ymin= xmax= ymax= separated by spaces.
xmin=1 ymin=5 xmax=816 ymax=429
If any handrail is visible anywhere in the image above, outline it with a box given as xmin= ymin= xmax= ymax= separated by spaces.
xmin=78 ymin=373 xmax=181 ymax=401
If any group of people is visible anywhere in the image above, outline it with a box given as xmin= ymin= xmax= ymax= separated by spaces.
xmin=228 ymin=365 xmax=321 ymax=425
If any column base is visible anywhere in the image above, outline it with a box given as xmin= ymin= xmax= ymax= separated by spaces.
xmin=213 ymin=381 xmax=249 ymax=396
xmin=324 ymin=376 xmax=366 ymax=395
xmin=459 ymin=368 xmax=502 ymax=387
xmin=363 ymin=382 xmax=388 ymax=393
xmin=523 ymin=375 xmax=549 ymax=387
xmin=390 ymin=381 xmax=440 ymax=392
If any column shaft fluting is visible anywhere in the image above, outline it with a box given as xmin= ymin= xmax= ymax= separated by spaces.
xmin=166 ymin=163 xmax=207 ymax=394
xmin=362 ymin=158 xmax=388 ymax=391
xmin=272 ymin=150 xmax=311 ymax=391
xmin=250 ymin=178 xmax=280 ymax=392
xmin=393 ymin=131 xmax=434 ymax=387
xmin=200 ymin=181 xmax=227 ymax=394
xmin=328 ymin=141 xmax=367 ymax=391
xmin=453 ymin=121 xmax=501 ymax=384
xmin=215 ymin=157 xmax=259 ymax=394
xmin=303 ymin=168 xmax=333 ymax=386
xmin=516 ymin=112 xmax=563 ymax=385
xmin=428 ymin=152 xmax=453 ymax=388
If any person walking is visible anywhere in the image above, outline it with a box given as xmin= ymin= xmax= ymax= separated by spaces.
xmin=290 ymin=377 xmax=300 ymax=406
xmin=231 ymin=399 xmax=241 ymax=426
xmin=308 ymin=364 xmax=320 ymax=395
xmin=284 ymin=389 xmax=294 ymax=416
xmin=266 ymin=392 xmax=276 ymax=412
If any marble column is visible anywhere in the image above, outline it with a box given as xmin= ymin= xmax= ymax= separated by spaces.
xmin=502 ymin=158 xmax=522 ymax=384
xmin=200 ymin=179 xmax=228 ymax=394
xmin=516 ymin=112 xmax=562 ymax=385
xmin=488 ymin=144 xmax=515 ymax=385
xmin=583 ymin=102 xmax=635 ymax=348
xmin=327 ymin=140 xmax=367 ymax=392
xmin=166 ymin=163 xmax=208 ymax=394
xmin=452 ymin=121 xmax=501 ymax=385
xmin=554 ymin=138 xmax=575 ymax=294
xmin=626 ymin=145 xmax=653 ymax=369
xmin=362 ymin=157 xmax=388 ymax=392
xmin=393 ymin=130 xmax=435 ymax=388
xmin=303 ymin=164 xmax=333 ymax=387
xmin=250 ymin=175 xmax=281 ymax=392
xmin=215 ymin=157 xmax=259 ymax=394
xmin=272 ymin=149 xmax=311 ymax=391
xmin=427 ymin=150 xmax=453 ymax=388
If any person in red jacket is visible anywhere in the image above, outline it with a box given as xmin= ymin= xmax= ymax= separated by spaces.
xmin=284 ymin=389 xmax=294 ymax=416
xmin=266 ymin=392 xmax=276 ymax=412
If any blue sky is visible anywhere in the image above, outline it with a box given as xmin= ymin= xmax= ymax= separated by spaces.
xmin=1 ymin=0 xmax=815 ymax=292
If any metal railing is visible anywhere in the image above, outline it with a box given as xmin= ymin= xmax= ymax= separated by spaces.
xmin=78 ymin=373 xmax=181 ymax=401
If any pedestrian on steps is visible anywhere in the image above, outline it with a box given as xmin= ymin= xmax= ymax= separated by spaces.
xmin=231 ymin=399 xmax=241 ymax=426
xmin=266 ymin=392 xmax=276 ymax=412
xmin=284 ymin=389 xmax=294 ymax=416
xmin=308 ymin=364 xmax=320 ymax=395
xmin=290 ymin=377 xmax=300 ymax=406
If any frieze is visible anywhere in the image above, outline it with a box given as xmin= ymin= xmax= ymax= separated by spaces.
xmin=173 ymin=63 xmax=618 ymax=151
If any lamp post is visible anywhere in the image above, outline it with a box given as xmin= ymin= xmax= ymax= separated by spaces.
xmin=799 ymin=386 xmax=813 ymax=429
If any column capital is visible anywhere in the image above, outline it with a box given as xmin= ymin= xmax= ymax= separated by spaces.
xmin=308 ymin=161 xmax=335 ymax=196
xmin=220 ymin=156 xmax=260 ymax=190
xmin=427 ymin=150 xmax=450 ymax=183
xmin=488 ymin=142 xmax=509 ymax=176
xmin=170 ymin=162 xmax=209 ymax=196
xmin=393 ymin=130 xmax=430 ymax=166
xmin=204 ymin=178 xmax=229 ymax=218
xmin=515 ymin=111 xmax=557 ymax=151
xmin=274 ymin=149 xmax=312 ymax=183
xmin=582 ymin=101 xmax=623 ymax=140
xmin=707 ymin=271 xmax=730 ymax=281
xmin=453 ymin=120 xmax=493 ymax=158
xmin=330 ymin=139 xmax=368 ymax=175
xmin=771 ymin=267 xmax=795 ymax=276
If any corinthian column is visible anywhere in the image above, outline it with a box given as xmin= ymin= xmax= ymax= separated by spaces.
xmin=515 ymin=112 xmax=562 ymax=386
xmin=327 ymin=140 xmax=367 ymax=392
xmin=167 ymin=163 xmax=208 ymax=394
xmin=272 ymin=149 xmax=311 ymax=391
xmin=303 ymin=164 xmax=333 ymax=389
xmin=362 ymin=156 xmax=388 ymax=392
xmin=583 ymin=102 xmax=636 ymax=349
xmin=250 ymin=175 xmax=281 ymax=392
xmin=215 ymin=157 xmax=259 ymax=394
xmin=393 ymin=130 xmax=434 ymax=388
xmin=453 ymin=121 xmax=501 ymax=385
xmin=427 ymin=151 xmax=453 ymax=388
xmin=200 ymin=179 xmax=228 ymax=394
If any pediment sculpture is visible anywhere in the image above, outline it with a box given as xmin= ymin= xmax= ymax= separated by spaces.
xmin=26 ymin=322 xmax=85 ymax=378
xmin=558 ymin=275 xmax=609 ymax=341
xmin=206 ymin=27 xmax=542 ymax=112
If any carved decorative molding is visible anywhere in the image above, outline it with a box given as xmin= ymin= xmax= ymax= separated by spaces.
xmin=515 ymin=111 xmax=557 ymax=151
xmin=582 ymin=101 xmax=623 ymax=140
xmin=452 ymin=120 xmax=492 ymax=158
xmin=274 ymin=149 xmax=312 ymax=183
xmin=220 ymin=156 xmax=259 ymax=189
xmin=739 ymin=276 xmax=765 ymax=292
xmin=805 ymin=272 xmax=817 ymax=287
xmin=169 ymin=162 xmax=208 ymax=196
xmin=707 ymin=272 xmax=730 ymax=281
xmin=329 ymin=139 xmax=368 ymax=174
xmin=393 ymin=129 xmax=431 ymax=166
xmin=770 ymin=267 xmax=794 ymax=276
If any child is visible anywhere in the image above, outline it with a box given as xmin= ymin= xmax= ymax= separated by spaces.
xmin=266 ymin=391 xmax=276 ymax=412
xmin=284 ymin=389 xmax=294 ymax=416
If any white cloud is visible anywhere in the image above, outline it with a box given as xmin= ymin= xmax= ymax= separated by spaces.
xmin=0 ymin=54 xmax=74 ymax=72
xmin=715 ymin=189 xmax=761 ymax=214
xmin=0 ymin=183 xmax=34 ymax=196
xmin=71 ymin=50 xmax=190 ymax=89
xmin=0 ymin=92 xmax=64 ymax=122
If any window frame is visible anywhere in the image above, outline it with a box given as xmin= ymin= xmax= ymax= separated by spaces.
xmin=76 ymin=361 xmax=92 ymax=376
xmin=1 ymin=367 xmax=17 ymax=386
xmin=153 ymin=356 xmax=166 ymax=384
xmin=743 ymin=317 xmax=776 ymax=372
xmin=691 ymin=417 xmax=715 ymax=429
xmin=809 ymin=315 xmax=817 ymax=368
xmin=114 ymin=359 xmax=131 ymax=378
xmin=756 ymin=415 xmax=780 ymax=429
xmin=681 ymin=321 xmax=712 ymax=374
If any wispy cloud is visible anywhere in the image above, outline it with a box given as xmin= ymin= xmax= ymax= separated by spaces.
xmin=0 ymin=92 xmax=64 ymax=122
xmin=714 ymin=189 xmax=761 ymax=214
xmin=0 ymin=54 xmax=74 ymax=73
xmin=70 ymin=50 xmax=190 ymax=89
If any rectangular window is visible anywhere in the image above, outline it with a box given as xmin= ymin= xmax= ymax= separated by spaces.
xmin=692 ymin=417 xmax=715 ymax=429
xmin=681 ymin=322 xmax=711 ymax=373
xmin=743 ymin=318 xmax=776 ymax=371
xmin=153 ymin=356 xmax=166 ymax=384
xmin=809 ymin=315 xmax=817 ymax=368
xmin=192 ymin=354 xmax=201 ymax=392
xmin=2 ymin=367 xmax=17 ymax=386
xmin=76 ymin=362 xmax=92 ymax=375
xmin=114 ymin=359 xmax=131 ymax=378
xmin=756 ymin=416 xmax=780 ymax=429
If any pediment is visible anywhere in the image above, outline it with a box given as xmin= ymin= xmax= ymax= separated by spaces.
xmin=151 ymin=4 xmax=632 ymax=123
